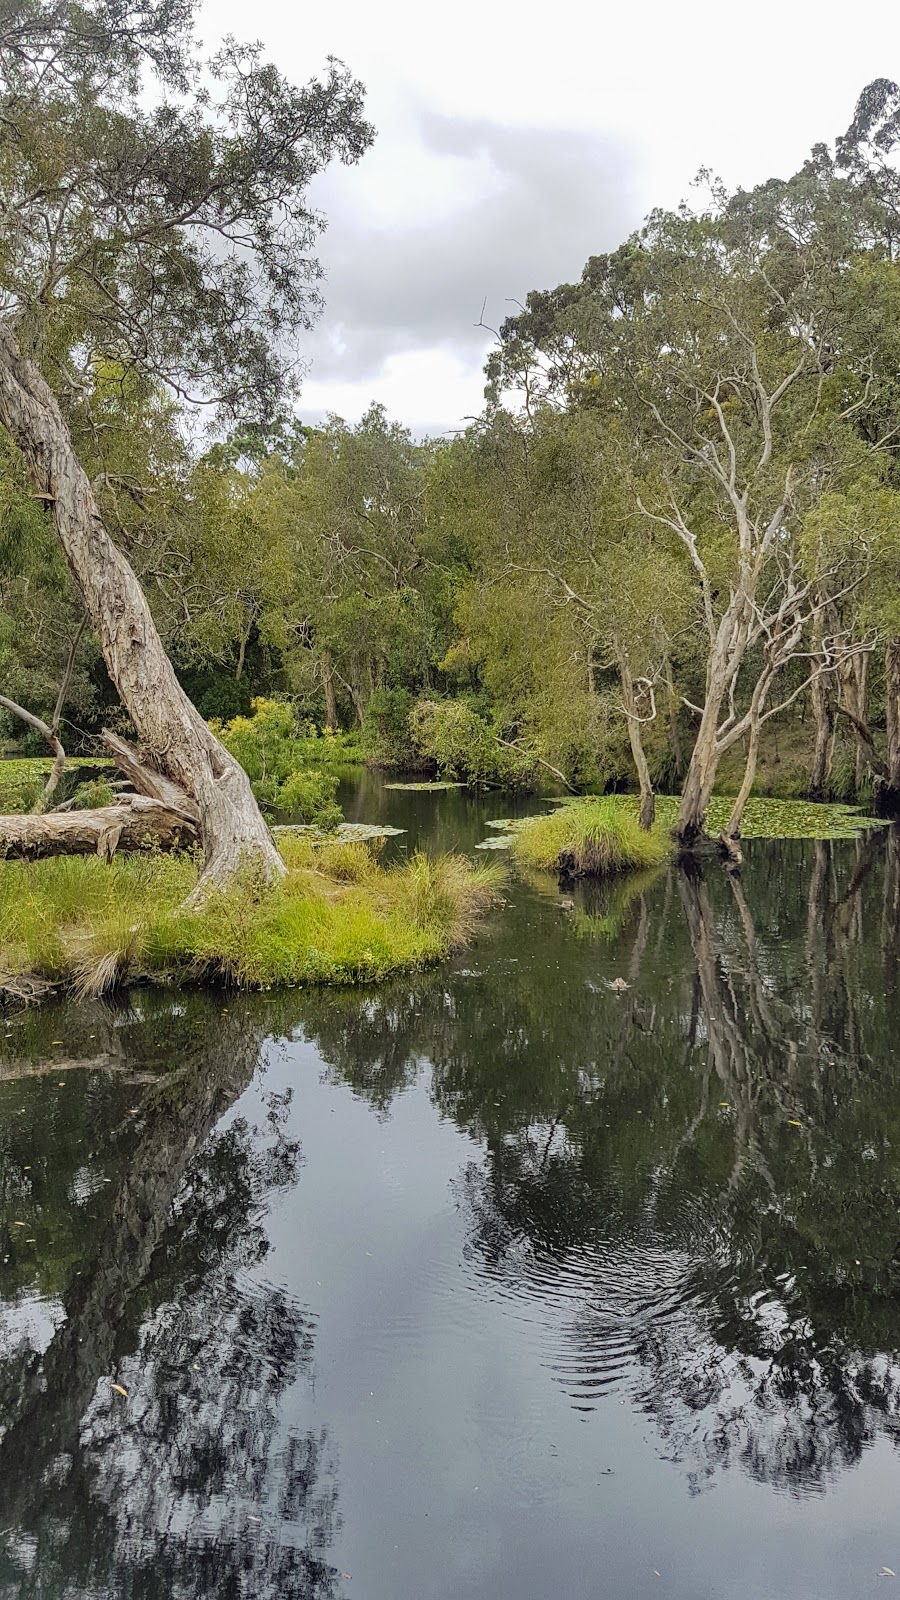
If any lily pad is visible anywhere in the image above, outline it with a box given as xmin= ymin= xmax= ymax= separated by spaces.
xmin=383 ymin=781 xmax=464 ymax=792
xmin=475 ymin=836 xmax=513 ymax=850
xmin=273 ymin=822 xmax=406 ymax=842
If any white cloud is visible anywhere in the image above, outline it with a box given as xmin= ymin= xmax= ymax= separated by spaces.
xmin=200 ymin=0 xmax=898 ymax=429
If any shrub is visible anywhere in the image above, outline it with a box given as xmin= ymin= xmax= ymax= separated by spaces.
xmin=210 ymin=697 xmax=356 ymax=825
xmin=511 ymin=797 xmax=671 ymax=878
xmin=408 ymin=699 xmax=535 ymax=789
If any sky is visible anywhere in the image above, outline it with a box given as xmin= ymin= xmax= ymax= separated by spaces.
xmin=204 ymin=0 xmax=898 ymax=436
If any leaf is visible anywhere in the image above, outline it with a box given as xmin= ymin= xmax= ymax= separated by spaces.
xmin=110 ymin=1382 xmax=128 ymax=1398
xmin=787 ymin=1119 xmax=803 ymax=1127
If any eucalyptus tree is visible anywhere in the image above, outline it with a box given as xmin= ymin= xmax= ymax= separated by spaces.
xmin=0 ymin=0 xmax=373 ymax=888
xmin=488 ymin=137 xmax=897 ymax=843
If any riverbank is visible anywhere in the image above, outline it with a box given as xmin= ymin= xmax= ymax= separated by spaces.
xmin=0 ymin=835 xmax=504 ymax=1002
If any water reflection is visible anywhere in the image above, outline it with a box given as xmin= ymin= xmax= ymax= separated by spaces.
xmin=0 ymin=997 xmax=342 ymax=1599
xmin=3 ymin=827 xmax=900 ymax=1597
xmin=301 ymin=833 xmax=900 ymax=1494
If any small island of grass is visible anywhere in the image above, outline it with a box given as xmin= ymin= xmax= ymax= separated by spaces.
xmin=0 ymin=836 xmax=504 ymax=1003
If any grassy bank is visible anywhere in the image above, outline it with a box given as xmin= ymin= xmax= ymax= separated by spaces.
xmin=0 ymin=837 xmax=504 ymax=1002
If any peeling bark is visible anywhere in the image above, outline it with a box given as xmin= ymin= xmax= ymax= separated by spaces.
xmin=0 ymin=320 xmax=284 ymax=896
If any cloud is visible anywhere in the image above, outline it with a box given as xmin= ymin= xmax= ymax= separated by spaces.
xmin=300 ymin=111 xmax=637 ymax=415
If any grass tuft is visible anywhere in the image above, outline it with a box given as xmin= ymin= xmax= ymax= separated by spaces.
xmin=511 ymin=797 xmax=671 ymax=878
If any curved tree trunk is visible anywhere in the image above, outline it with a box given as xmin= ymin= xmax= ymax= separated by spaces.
xmin=619 ymin=658 xmax=655 ymax=831
xmin=0 ymin=321 xmax=284 ymax=896
xmin=0 ymin=693 xmax=66 ymax=811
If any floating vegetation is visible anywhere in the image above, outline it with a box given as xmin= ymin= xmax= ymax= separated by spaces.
xmin=383 ymin=781 xmax=465 ymax=792
xmin=548 ymin=793 xmax=883 ymax=842
xmin=474 ymin=836 xmax=514 ymax=850
xmin=273 ymin=822 xmax=406 ymax=842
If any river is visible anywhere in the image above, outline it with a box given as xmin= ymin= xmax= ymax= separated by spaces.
xmin=2 ymin=776 xmax=900 ymax=1599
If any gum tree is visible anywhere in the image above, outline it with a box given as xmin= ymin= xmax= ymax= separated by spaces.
xmin=0 ymin=0 xmax=373 ymax=890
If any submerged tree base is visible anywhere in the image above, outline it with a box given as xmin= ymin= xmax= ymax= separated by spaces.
xmin=0 ymin=837 xmax=504 ymax=1002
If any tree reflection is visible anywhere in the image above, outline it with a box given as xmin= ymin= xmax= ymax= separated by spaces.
xmin=0 ymin=995 xmax=343 ymax=1600
xmin=303 ymin=831 xmax=900 ymax=1495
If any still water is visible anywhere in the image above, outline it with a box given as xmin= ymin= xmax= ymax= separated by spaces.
xmin=3 ymin=778 xmax=900 ymax=1598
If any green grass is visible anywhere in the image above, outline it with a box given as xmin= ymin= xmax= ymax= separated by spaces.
xmin=511 ymin=796 xmax=671 ymax=877
xmin=0 ymin=836 xmax=505 ymax=1000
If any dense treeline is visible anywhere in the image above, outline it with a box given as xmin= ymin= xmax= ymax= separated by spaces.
xmin=3 ymin=35 xmax=900 ymax=848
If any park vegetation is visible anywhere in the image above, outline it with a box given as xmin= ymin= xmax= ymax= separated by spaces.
xmin=3 ymin=0 xmax=900 ymax=980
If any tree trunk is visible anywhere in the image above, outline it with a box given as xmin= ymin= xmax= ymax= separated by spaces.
xmin=322 ymin=657 xmax=338 ymax=730
xmin=0 ymin=796 xmax=195 ymax=859
xmin=878 ymin=638 xmax=900 ymax=817
xmin=0 ymin=321 xmax=283 ymax=896
xmin=810 ymin=651 xmax=833 ymax=800
xmin=619 ymin=658 xmax=655 ymax=830
xmin=720 ymin=681 xmax=768 ymax=860
xmin=675 ymin=602 xmax=746 ymax=846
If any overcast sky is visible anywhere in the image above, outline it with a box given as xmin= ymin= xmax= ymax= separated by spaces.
xmin=204 ymin=0 xmax=897 ymax=435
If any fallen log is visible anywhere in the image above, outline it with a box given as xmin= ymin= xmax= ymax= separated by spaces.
xmin=0 ymin=795 xmax=196 ymax=860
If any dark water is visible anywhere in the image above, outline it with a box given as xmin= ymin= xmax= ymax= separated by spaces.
xmin=3 ymin=783 xmax=900 ymax=1599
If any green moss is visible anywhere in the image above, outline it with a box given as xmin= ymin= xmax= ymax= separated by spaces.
xmin=0 ymin=837 xmax=504 ymax=1000
xmin=511 ymin=797 xmax=671 ymax=877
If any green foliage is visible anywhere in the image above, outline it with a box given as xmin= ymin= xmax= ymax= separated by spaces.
xmin=0 ymin=838 xmax=505 ymax=997
xmin=511 ymin=798 xmax=671 ymax=877
xmin=0 ymin=758 xmax=112 ymax=814
xmin=71 ymin=777 xmax=116 ymax=809
xmin=363 ymin=687 xmax=417 ymax=767
xmin=211 ymin=698 xmax=357 ymax=825
xmin=408 ymin=699 xmax=536 ymax=789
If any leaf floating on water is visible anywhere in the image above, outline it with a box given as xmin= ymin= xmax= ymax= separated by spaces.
xmin=110 ymin=1382 xmax=128 ymax=1398
xmin=719 ymin=1102 xmax=730 ymax=1108
xmin=50 ymin=1040 xmax=63 ymax=1046
xmin=787 ymin=1119 xmax=803 ymax=1127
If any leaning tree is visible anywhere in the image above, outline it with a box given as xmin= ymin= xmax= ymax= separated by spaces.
xmin=0 ymin=0 xmax=373 ymax=891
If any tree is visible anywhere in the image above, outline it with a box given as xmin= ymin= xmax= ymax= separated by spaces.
xmin=486 ymin=143 xmax=900 ymax=843
xmin=0 ymin=0 xmax=373 ymax=891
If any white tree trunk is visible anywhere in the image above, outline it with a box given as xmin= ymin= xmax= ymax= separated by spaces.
xmin=0 ymin=321 xmax=284 ymax=895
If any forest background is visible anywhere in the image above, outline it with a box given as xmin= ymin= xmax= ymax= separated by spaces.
xmin=5 ymin=39 xmax=900 ymax=849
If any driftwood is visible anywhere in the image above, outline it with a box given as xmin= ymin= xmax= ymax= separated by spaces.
xmin=0 ymin=796 xmax=196 ymax=860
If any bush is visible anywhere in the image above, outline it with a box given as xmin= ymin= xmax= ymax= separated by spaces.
xmin=511 ymin=797 xmax=671 ymax=878
xmin=210 ymin=698 xmax=355 ymax=825
xmin=408 ymin=699 xmax=535 ymax=789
